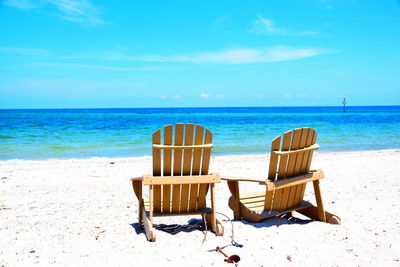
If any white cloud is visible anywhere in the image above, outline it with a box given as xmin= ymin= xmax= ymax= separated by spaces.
xmin=296 ymin=94 xmax=307 ymax=98
xmin=216 ymin=94 xmax=226 ymax=99
xmin=4 ymin=0 xmax=103 ymax=25
xmin=251 ymin=15 xmax=318 ymax=36
xmin=173 ymin=94 xmax=181 ymax=99
xmin=1 ymin=78 xmax=147 ymax=95
xmin=200 ymin=93 xmax=209 ymax=98
xmin=254 ymin=94 xmax=268 ymax=98
xmin=213 ymin=14 xmax=230 ymax=26
xmin=135 ymin=46 xmax=332 ymax=65
xmin=3 ymin=0 xmax=39 ymax=9
xmin=48 ymin=0 xmax=103 ymax=25
xmin=283 ymin=94 xmax=292 ymax=98
xmin=252 ymin=16 xmax=287 ymax=35
xmin=31 ymin=62 xmax=175 ymax=71
xmin=0 ymin=47 xmax=51 ymax=56
xmin=160 ymin=95 xmax=167 ymax=99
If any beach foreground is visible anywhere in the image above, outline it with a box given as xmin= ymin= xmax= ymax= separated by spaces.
xmin=1 ymin=150 xmax=399 ymax=266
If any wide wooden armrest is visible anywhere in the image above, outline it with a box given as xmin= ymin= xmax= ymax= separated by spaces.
xmin=143 ymin=173 xmax=221 ymax=185
xmin=221 ymin=176 xmax=266 ymax=183
xmin=131 ymin=176 xmax=148 ymax=200
xmin=265 ymin=170 xmax=325 ymax=191
xmin=131 ymin=176 xmax=145 ymax=182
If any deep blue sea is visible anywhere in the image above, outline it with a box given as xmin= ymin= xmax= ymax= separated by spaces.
xmin=1 ymin=106 xmax=399 ymax=160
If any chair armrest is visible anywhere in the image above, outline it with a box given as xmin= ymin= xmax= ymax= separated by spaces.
xmin=131 ymin=174 xmax=153 ymax=181
xmin=265 ymin=170 xmax=324 ymax=191
xmin=221 ymin=176 xmax=266 ymax=183
xmin=131 ymin=176 xmax=148 ymax=201
xmin=143 ymin=173 xmax=221 ymax=185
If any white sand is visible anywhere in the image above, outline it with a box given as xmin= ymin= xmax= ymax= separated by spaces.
xmin=1 ymin=149 xmax=400 ymax=266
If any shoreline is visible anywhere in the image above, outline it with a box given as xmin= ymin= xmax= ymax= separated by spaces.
xmin=1 ymin=149 xmax=399 ymax=266
xmin=1 ymin=147 xmax=399 ymax=163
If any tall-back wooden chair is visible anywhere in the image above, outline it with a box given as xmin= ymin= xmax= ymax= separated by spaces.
xmin=131 ymin=123 xmax=224 ymax=241
xmin=224 ymin=128 xmax=340 ymax=224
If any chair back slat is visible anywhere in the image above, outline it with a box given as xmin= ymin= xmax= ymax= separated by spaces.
xmin=192 ymin=125 xmax=204 ymax=175
xmin=162 ymin=125 xmax=173 ymax=212
xmin=197 ymin=129 xmax=213 ymax=210
xmin=295 ymin=129 xmax=318 ymax=205
xmin=201 ymin=129 xmax=213 ymax=175
xmin=277 ymin=131 xmax=292 ymax=179
xmin=180 ymin=124 xmax=194 ymax=212
xmin=182 ymin=124 xmax=194 ymax=175
xmin=271 ymin=131 xmax=292 ymax=210
xmin=171 ymin=123 xmax=184 ymax=212
xmin=287 ymin=128 xmax=311 ymax=208
xmin=173 ymin=123 xmax=184 ymax=175
xmin=189 ymin=125 xmax=205 ymax=211
xmin=285 ymin=128 xmax=302 ymax=177
xmin=152 ymin=130 xmax=162 ymax=176
xmin=267 ymin=136 xmax=281 ymax=180
xmin=152 ymin=130 xmax=162 ymax=212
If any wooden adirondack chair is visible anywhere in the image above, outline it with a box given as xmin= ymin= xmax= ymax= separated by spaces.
xmin=131 ymin=123 xmax=224 ymax=241
xmin=223 ymin=128 xmax=340 ymax=224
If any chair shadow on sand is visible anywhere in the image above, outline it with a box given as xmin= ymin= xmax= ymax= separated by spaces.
xmin=131 ymin=212 xmax=314 ymax=240
xmin=239 ymin=212 xmax=315 ymax=228
xmin=130 ymin=218 xmax=209 ymax=236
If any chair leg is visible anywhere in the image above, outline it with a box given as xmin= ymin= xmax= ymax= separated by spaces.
xmin=209 ymin=184 xmax=217 ymax=233
xmin=312 ymin=180 xmax=327 ymax=222
xmin=205 ymin=213 xmax=224 ymax=236
xmin=297 ymin=206 xmax=340 ymax=224
xmin=141 ymin=202 xmax=156 ymax=242
xmin=227 ymin=181 xmax=241 ymax=220
xmin=138 ymin=199 xmax=143 ymax=230
xmin=132 ymin=180 xmax=143 ymax=229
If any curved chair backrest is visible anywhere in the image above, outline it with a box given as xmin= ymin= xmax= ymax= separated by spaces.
xmin=264 ymin=128 xmax=320 ymax=211
xmin=152 ymin=123 xmax=213 ymax=176
xmin=268 ymin=127 xmax=318 ymax=181
xmin=151 ymin=123 xmax=213 ymax=213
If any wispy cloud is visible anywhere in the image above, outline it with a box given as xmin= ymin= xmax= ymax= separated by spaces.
xmin=0 ymin=46 xmax=51 ymax=56
xmin=251 ymin=15 xmax=318 ymax=36
xmin=211 ymin=14 xmax=232 ymax=33
xmin=31 ymin=62 xmax=177 ymax=71
xmin=200 ymin=93 xmax=209 ymax=98
xmin=3 ymin=0 xmax=40 ymax=9
xmin=254 ymin=94 xmax=268 ymax=98
xmin=135 ymin=46 xmax=332 ymax=64
xmin=4 ymin=0 xmax=104 ymax=25
xmin=48 ymin=0 xmax=103 ymax=25
xmin=1 ymin=78 xmax=147 ymax=94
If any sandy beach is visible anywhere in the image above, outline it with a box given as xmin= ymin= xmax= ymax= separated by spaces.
xmin=1 ymin=149 xmax=399 ymax=266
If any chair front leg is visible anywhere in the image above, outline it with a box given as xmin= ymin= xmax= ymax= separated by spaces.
xmin=312 ymin=180 xmax=327 ymax=222
xmin=227 ymin=180 xmax=241 ymax=220
xmin=132 ymin=180 xmax=143 ymax=229
xmin=209 ymin=183 xmax=217 ymax=232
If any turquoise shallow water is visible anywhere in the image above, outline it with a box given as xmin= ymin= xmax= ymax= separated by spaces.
xmin=0 ymin=106 xmax=399 ymax=159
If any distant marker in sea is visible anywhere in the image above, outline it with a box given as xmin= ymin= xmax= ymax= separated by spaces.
xmin=342 ymin=97 xmax=346 ymax=112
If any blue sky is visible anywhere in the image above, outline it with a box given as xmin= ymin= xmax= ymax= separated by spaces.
xmin=1 ymin=0 xmax=399 ymax=108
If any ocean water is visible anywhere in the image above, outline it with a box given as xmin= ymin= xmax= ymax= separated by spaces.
xmin=0 ymin=106 xmax=399 ymax=160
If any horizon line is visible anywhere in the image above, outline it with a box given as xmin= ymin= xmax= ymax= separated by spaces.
xmin=1 ymin=104 xmax=399 ymax=110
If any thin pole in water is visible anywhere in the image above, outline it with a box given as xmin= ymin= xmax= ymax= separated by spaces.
xmin=342 ymin=97 xmax=346 ymax=112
